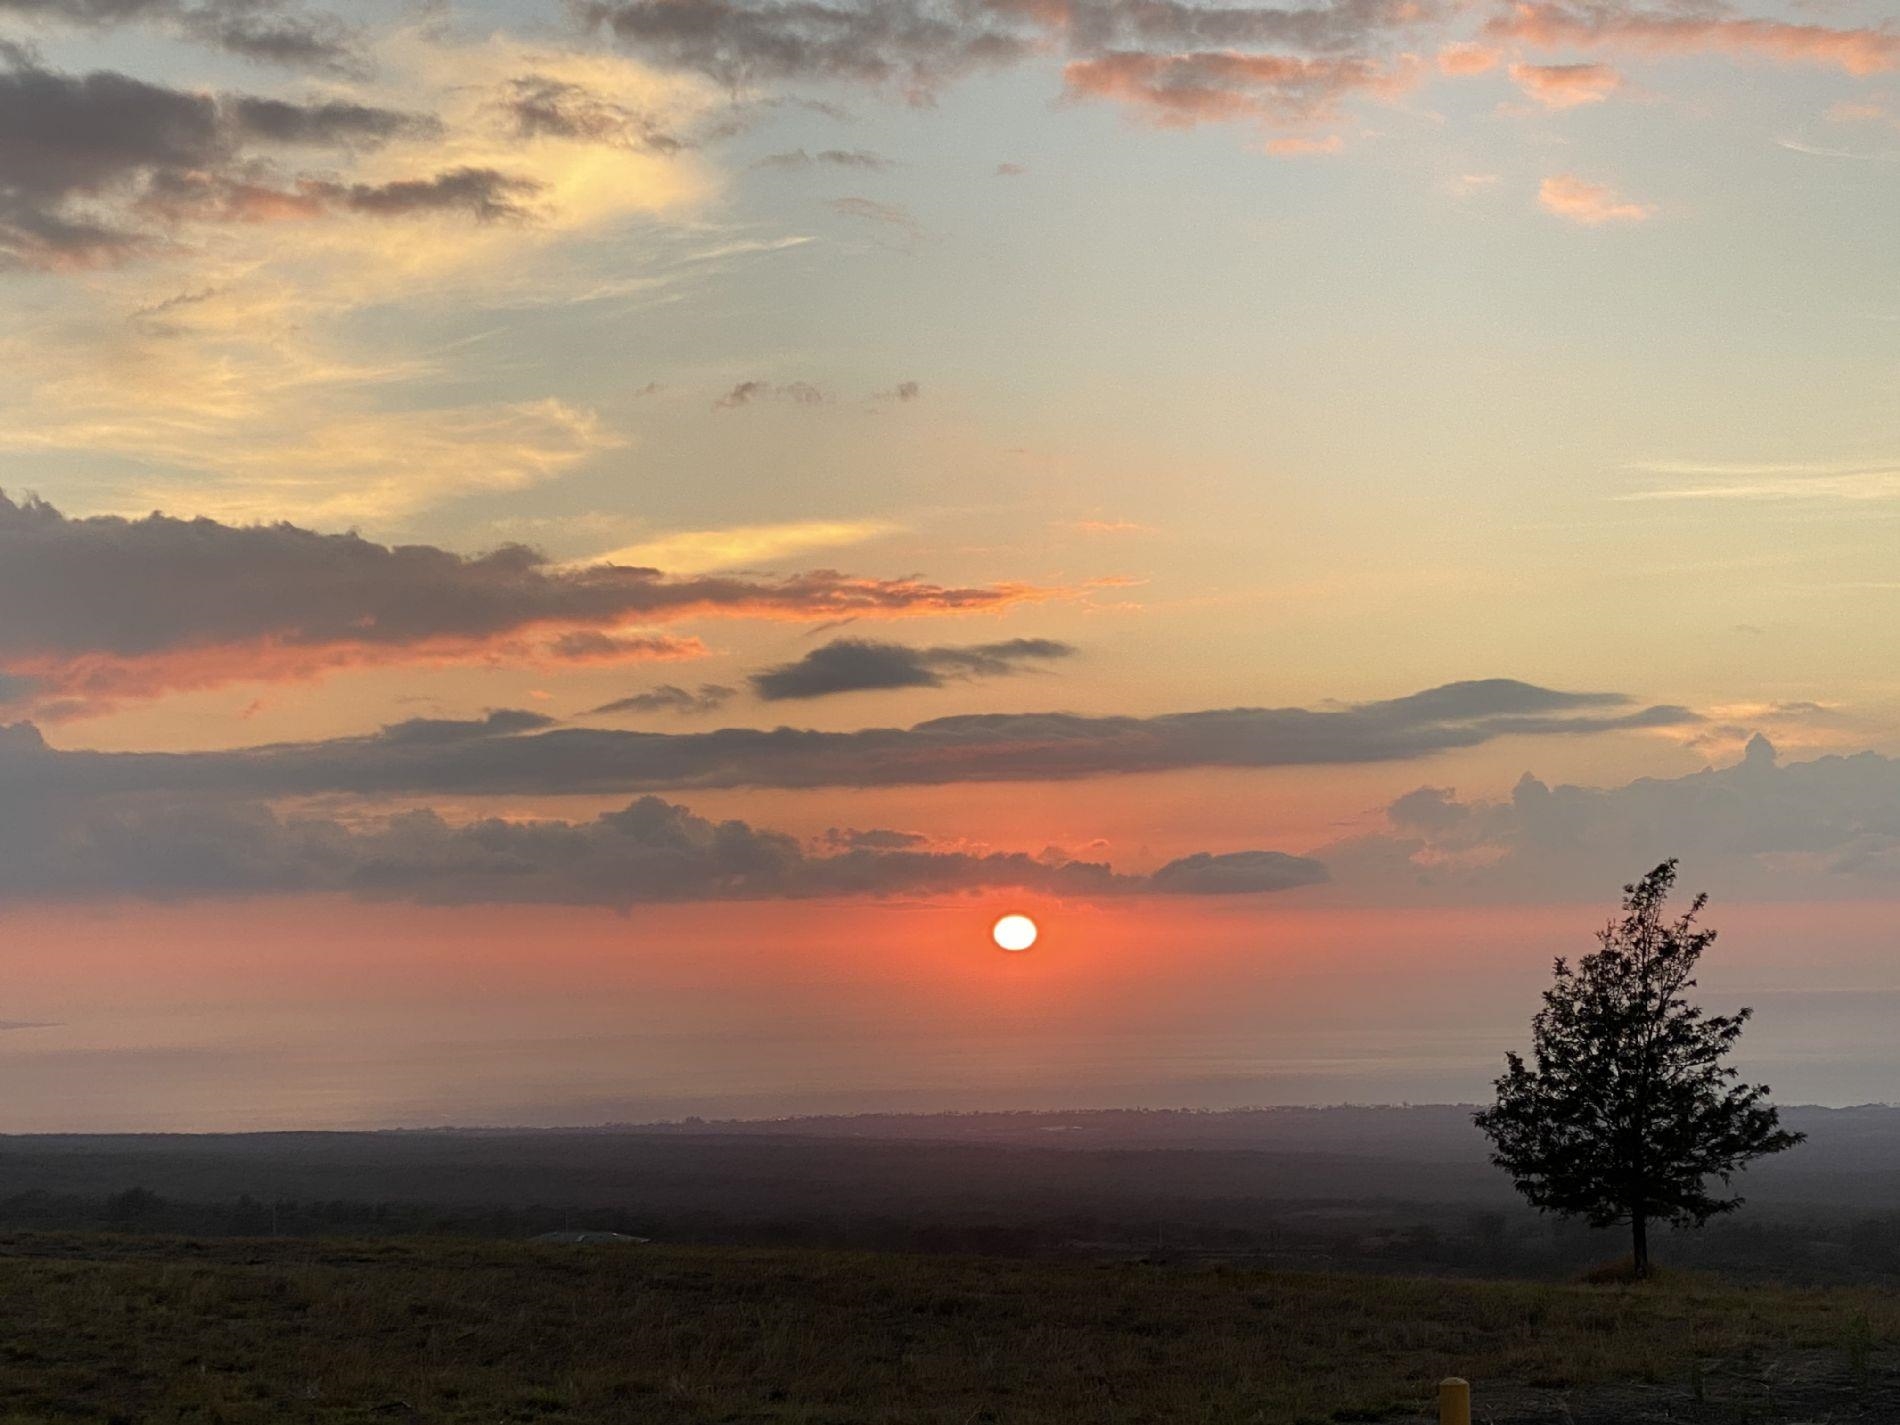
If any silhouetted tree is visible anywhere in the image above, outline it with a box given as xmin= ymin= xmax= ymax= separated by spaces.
xmin=1475 ymin=860 xmax=1801 ymax=1278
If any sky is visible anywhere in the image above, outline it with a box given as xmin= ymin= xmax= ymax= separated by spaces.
xmin=1 ymin=0 xmax=1897 ymax=1129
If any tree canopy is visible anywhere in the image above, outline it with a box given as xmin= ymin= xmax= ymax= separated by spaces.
xmin=1474 ymin=860 xmax=1802 ymax=1276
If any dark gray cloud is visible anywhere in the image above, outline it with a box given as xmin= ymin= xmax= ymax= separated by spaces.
xmin=714 ymin=379 xmax=828 ymax=408
xmin=1148 ymin=848 xmax=1331 ymax=894
xmin=501 ymin=74 xmax=685 ymax=152
xmin=575 ymin=0 xmax=1040 ymax=97
xmin=1320 ymin=733 xmax=1900 ymax=901
xmin=578 ymin=0 xmax=1441 ymax=125
xmin=0 ymin=492 xmax=1053 ymax=714
xmin=0 ymin=53 xmax=468 ymax=265
xmin=0 ymin=679 xmax=1698 ymax=800
xmin=0 ymin=0 xmax=360 ymax=72
xmin=754 ymin=146 xmax=892 ymax=170
xmin=225 ymin=95 xmax=438 ymax=146
xmin=589 ymin=683 xmax=739 ymax=716
xmin=822 ymin=825 xmax=931 ymax=850
xmin=301 ymin=167 xmax=542 ymax=222
xmin=750 ymin=636 xmax=1075 ymax=700
xmin=0 ymin=786 xmax=1323 ymax=907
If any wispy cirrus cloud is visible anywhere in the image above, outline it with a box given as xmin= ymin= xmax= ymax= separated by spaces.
xmin=1620 ymin=458 xmax=1900 ymax=501
xmin=587 ymin=518 xmax=898 ymax=572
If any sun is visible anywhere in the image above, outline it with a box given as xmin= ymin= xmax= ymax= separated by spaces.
xmin=991 ymin=913 xmax=1038 ymax=952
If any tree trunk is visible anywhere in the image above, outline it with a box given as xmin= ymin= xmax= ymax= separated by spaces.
xmin=1631 ymin=1210 xmax=1650 ymax=1279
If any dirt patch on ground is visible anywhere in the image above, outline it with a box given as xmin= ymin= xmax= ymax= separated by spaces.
xmin=1406 ymin=1350 xmax=1900 ymax=1424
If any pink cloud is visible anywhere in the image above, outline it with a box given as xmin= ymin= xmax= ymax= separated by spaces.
xmin=1437 ymin=42 xmax=1502 ymax=75
xmin=1062 ymin=50 xmax=1418 ymax=128
xmin=1490 ymin=2 xmax=1900 ymax=76
xmin=1538 ymin=172 xmax=1655 ymax=224
xmin=1264 ymin=133 xmax=1346 ymax=155
xmin=1509 ymin=60 xmax=1623 ymax=107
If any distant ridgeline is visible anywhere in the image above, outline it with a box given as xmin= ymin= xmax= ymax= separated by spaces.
xmin=2 ymin=1105 xmax=1898 ymax=1281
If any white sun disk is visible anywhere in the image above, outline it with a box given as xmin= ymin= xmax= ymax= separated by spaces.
xmin=992 ymin=913 xmax=1038 ymax=952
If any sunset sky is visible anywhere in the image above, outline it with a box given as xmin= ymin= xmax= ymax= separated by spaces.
xmin=2 ymin=0 xmax=1897 ymax=1128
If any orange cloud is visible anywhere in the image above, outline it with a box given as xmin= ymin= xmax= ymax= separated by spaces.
xmin=1538 ymin=172 xmax=1655 ymax=224
xmin=4 ymin=631 xmax=712 ymax=722
xmin=1437 ymin=42 xmax=1501 ymax=75
xmin=1490 ymin=2 xmax=1900 ymax=76
xmin=1509 ymin=61 xmax=1623 ymax=107
xmin=1062 ymin=50 xmax=1418 ymax=128
xmin=1829 ymin=99 xmax=1898 ymax=127
xmin=1264 ymin=133 xmax=1345 ymax=155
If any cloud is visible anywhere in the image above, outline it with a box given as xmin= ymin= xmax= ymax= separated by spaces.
xmin=822 ymin=826 xmax=931 ymax=850
xmin=1062 ymin=50 xmax=1417 ymax=128
xmin=1538 ymin=172 xmax=1653 ymax=224
xmin=1148 ymin=848 xmax=1331 ymax=894
xmin=1322 ymin=734 xmax=1900 ymax=902
xmin=1488 ymin=2 xmax=1900 ymax=77
xmin=754 ymin=146 xmax=892 ymax=170
xmin=580 ymin=0 xmax=1443 ymax=133
xmin=0 ymin=51 xmax=502 ymax=267
xmin=0 ymin=493 xmax=1063 ymax=716
xmin=827 ymin=194 xmax=923 ymax=243
xmin=0 ymin=33 xmax=722 ymax=523
xmin=223 ymin=95 xmax=439 ymax=146
xmin=297 ymin=167 xmax=543 ymax=222
xmin=0 ymin=0 xmax=362 ymax=72
xmin=1618 ymin=458 xmax=1900 ymax=502
xmin=1508 ymin=60 xmax=1622 ymax=108
xmin=587 ymin=518 xmax=897 ymax=573
xmin=577 ymin=0 xmax=1896 ymax=148
xmin=500 ymin=74 xmax=685 ymax=152
xmin=0 ymin=678 xmax=1699 ymax=798
xmin=579 ymin=0 xmax=1442 ymax=98
xmin=575 ymin=0 xmax=1040 ymax=97
xmin=1437 ymin=41 xmax=1500 ymax=75
xmin=0 ymin=779 xmax=1325 ymax=907
xmin=714 ymin=379 xmax=828 ymax=408
xmin=749 ymin=636 xmax=1078 ymax=700
xmin=589 ymin=683 xmax=738 ymax=716
xmin=1263 ymin=132 xmax=1343 ymax=155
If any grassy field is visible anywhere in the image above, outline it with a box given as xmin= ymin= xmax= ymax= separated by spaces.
xmin=0 ymin=1234 xmax=1895 ymax=1424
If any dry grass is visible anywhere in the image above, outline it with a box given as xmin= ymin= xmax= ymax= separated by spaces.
xmin=0 ymin=1233 xmax=1894 ymax=1423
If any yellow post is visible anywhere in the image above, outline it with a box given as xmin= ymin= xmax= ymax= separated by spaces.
xmin=1439 ymin=1377 xmax=1471 ymax=1425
